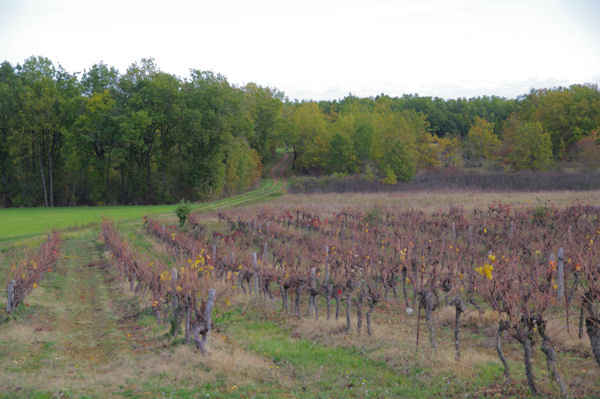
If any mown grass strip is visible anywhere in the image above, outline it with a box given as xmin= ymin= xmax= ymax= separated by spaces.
xmin=216 ymin=308 xmax=506 ymax=398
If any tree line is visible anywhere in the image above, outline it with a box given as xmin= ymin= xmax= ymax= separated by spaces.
xmin=0 ymin=57 xmax=281 ymax=207
xmin=288 ymin=85 xmax=600 ymax=182
xmin=1 ymin=56 xmax=599 ymax=207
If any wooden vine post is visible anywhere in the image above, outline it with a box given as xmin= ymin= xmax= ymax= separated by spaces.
xmin=421 ymin=290 xmax=437 ymax=352
xmin=170 ymin=267 xmax=183 ymax=335
xmin=324 ymin=245 xmax=334 ymax=320
xmin=468 ymin=225 xmax=472 ymax=248
xmin=557 ymin=247 xmax=564 ymax=299
xmin=449 ymin=296 xmax=465 ymax=360
xmin=345 ymin=282 xmax=352 ymax=334
xmin=185 ymin=296 xmax=192 ymax=344
xmin=193 ymin=288 xmax=216 ymax=355
xmin=6 ymin=279 xmax=16 ymax=313
xmin=263 ymin=243 xmax=268 ymax=264
xmin=308 ymin=267 xmax=318 ymax=320
xmin=252 ymin=251 xmax=259 ymax=297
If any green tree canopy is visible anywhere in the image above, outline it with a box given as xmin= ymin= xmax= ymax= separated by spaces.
xmin=502 ymin=114 xmax=553 ymax=171
xmin=464 ymin=117 xmax=500 ymax=166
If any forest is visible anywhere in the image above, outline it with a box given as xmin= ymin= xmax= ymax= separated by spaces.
xmin=1 ymin=56 xmax=599 ymax=207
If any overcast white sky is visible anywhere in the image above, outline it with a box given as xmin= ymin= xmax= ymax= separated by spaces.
xmin=1 ymin=0 xmax=599 ymax=100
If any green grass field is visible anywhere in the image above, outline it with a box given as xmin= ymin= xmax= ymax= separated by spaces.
xmin=0 ymin=205 xmax=175 ymax=242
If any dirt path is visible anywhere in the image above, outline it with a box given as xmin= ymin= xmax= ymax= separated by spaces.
xmin=269 ymin=151 xmax=291 ymax=183
xmin=51 ymin=232 xmax=130 ymax=365
xmin=189 ymin=151 xmax=292 ymax=213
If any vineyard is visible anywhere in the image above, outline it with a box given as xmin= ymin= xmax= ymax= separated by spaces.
xmin=103 ymin=201 xmax=599 ymax=397
xmin=1 ymin=198 xmax=600 ymax=397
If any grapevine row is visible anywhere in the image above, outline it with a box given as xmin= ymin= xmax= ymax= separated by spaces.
xmin=6 ymin=232 xmax=62 ymax=313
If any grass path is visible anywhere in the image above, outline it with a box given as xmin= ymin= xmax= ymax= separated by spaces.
xmin=216 ymin=305 xmax=508 ymax=398
xmin=194 ymin=151 xmax=291 ymax=211
xmin=49 ymin=232 xmax=130 ymax=366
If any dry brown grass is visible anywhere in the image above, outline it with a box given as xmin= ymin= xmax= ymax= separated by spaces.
xmin=250 ymin=297 xmax=501 ymax=379
xmin=241 ymin=294 xmax=599 ymax=397
xmin=235 ymin=189 xmax=600 ymax=215
xmin=0 ymin=332 xmax=286 ymax=396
